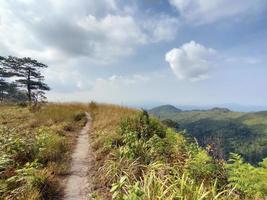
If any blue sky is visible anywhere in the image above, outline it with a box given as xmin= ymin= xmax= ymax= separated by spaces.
xmin=0 ymin=0 xmax=267 ymax=108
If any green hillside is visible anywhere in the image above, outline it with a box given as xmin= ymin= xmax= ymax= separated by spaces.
xmin=149 ymin=106 xmax=267 ymax=163
xmin=148 ymin=104 xmax=182 ymax=117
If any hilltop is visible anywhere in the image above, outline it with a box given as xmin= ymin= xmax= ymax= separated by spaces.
xmin=148 ymin=104 xmax=182 ymax=117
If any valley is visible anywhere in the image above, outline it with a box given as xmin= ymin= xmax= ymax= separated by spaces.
xmin=149 ymin=105 xmax=267 ymax=163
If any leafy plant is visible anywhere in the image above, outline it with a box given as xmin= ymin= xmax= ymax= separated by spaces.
xmin=226 ymin=153 xmax=267 ymax=198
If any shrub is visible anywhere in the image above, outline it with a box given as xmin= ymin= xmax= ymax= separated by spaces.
xmin=226 ymin=153 xmax=267 ymax=198
xmin=35 ymin=128 xmax=67 ymax=164
xmin=0 ymin=126 xmax=36 ymax=167
xmin=90 ymin=104 xmax=267 ymax=199
xmin=73 ymin=111 xmax=86 ymax=122
xmin=119 ymin=110 xmax=166 ymax=141
xmin=118 ymin=111 xmax=168 ymax=163
xmin=161 ymin=119 xmax=180 ymax=130
xmin=185 ymin=149 xmax=217 ymax=182
xmin=5 ymin=163 xmax=59 ymax=200
xmin=108 ymin=110 xmax=238 ymax=199
xmin=100 ymin=157 xmax=142 ymax=186
xmin=111 ymin=162 xmax=236 ymax=200
xmin=0 ymin=104 xmax=87 ymax=200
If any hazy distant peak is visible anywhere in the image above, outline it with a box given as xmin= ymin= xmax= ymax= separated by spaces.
xmin=210 ymin=107 xmax=231 ymax=112
xmin=149 ymin=105 xmax=182 ymax=116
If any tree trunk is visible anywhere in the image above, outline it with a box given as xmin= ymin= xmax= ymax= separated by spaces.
xmin=27 ymin=70 xmax=31 ymax=103
xmin=27 ymin=86 xmax=31 ymax=103
xmin=0 ymin=89 xmax=3 ymax=102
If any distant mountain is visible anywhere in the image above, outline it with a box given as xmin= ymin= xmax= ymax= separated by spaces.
xmin=149 ymin=105 xmax=267 ymax=164
xmin=209 ymin=107 xmax=231 ymax=112
xmin=148 ymin=105 xmax=182 ymax=117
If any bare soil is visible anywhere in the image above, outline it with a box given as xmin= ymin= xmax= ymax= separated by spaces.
xmin=63 ymin=113 xmax=93 ymax=200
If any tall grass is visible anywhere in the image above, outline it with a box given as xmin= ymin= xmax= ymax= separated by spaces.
xmin=0 ymin=103 xmax=88 ymax=199
xmin=89 ymin=103 xmax=267 ymax=200
xmin=89 ymin=103 xmax=136 ymax=199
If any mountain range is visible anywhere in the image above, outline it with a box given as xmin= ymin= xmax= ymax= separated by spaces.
xmin=149 ymin=105 xmax=267 ymax=163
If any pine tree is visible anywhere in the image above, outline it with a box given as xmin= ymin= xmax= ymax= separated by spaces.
xmin=5 ymin=82 xmax=28 ymax=102
xmin=4 ymin=57 xmax=50 ymax=103
xmin=0 ymin=56 xmax=9 ymax=101
xmin=0 ymin=79 xmax=8 ymax=102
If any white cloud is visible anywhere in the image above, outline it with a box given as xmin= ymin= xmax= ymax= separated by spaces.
xmin=0 ymin=0 xmax=179 ymax=96
xmin=165 ymin=41 xmax=217 ymax=81
xmin=96 ymin=74 xmax=150 ymax=85
xmin=0 ymin=0 xmax=178 ymax=64
xmin=75 ymin=14 xmax=148 ymax=63
xmin=143 ymin=15 xmax=179 ymax=43
xmin=169 ymin=0 xmax=265 ymax=24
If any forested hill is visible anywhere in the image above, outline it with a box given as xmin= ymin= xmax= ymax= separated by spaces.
xmin=149 ymin=105 xmax=182 ymax=116
xmin=149 ymin=105 xmax=267 ymax=163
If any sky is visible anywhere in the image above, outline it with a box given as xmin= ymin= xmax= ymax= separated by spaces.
xmin=1 ymin=0 xmax=267 ymax=108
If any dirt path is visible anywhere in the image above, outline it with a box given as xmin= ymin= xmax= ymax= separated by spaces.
xmin=63 ymin=112 xmax=92 ymax=200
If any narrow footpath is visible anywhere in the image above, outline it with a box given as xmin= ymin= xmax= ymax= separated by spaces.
xmin=63 ymin=112 xmax=92 ymax=200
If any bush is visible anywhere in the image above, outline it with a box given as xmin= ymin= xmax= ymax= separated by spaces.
xmin=0 ymin=104 xmax=87 ymax=200
xmin=226 ymin=153 xmax=267 ymax=198
xmin=35 ymin=128 xmax=67 ymax=164
xmin=73 ymin=111 xmax=86 ymax=122
xmin=119 ymin=110 xmax=166 ymax=141
xmin=17 ymin=102 xmax=28 ymax=107
xmin=161 ymin=119 xmax=180 ymax=130
xmin=108 ymin=110 xmax=238 ymax=199
xmin=0 ymin=126 xmax=36 ymax=167
xmin=90 ymin=104 xmax=267 ymax=199
xmin=185 ymin=149 xmax=217 ymax=182
xmin=4 ymin=163 xmax=60 ymax=200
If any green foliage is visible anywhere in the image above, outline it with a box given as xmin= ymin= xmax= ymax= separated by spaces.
xmin=4 ymin=163 xmax=59 ymax=200
xmin=0 ymin=126 xmax=35 ymax=169
xmin=119 ymin=110 xmax=166 ymax=141
xmin=35 ymin=127 xmax=67 ymax=164
xmin=259 ymin=158 xmax=267 ymax=168
xmin=111 ymin=176 xmax=144 ymax=200
xmin=118 ymin=111 xmax=168 ymax=163
xmin=100 ymin=112 xmax=267 ymax=200
xmin=0 ymin=126 xmax=65 ymax=199
xmin=73 ymin=111 xmax=86 ymax=122
xmin=91 ymin=104 xmax=267 ymax=199
xmin=161 ymin=119 xmax=180 ymax=129
xmin=225 ymin=153 xmax=267 ymax=198
xmin=149 ymin=105 xmax=267 ymax=164
xmin=119 ymin=130 xmax=148 ymax=161
xmin=186 ymin=150 xmax=216 ymax=181
xmin=0 ymin=55 xmax=50 ymax=103
xmin=110 ymin=162 xmax=236 ymax=200
xmin=102 ymin=111 xmax=243 ymax=199
xmin=0 ymin=104 xmax=87 ymax=199
xmin=149 ymin=105 xmax=182 ymax=117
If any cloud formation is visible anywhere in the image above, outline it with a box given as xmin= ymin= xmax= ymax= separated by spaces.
xmin=165 ymin=41 xmax=217 ymax=81
xmin=0 ymin=0 xmax=178 ymax=63
xmin=169 ymin=0 xmax=265 ymax=24
xmin=0 ymin=0 xmax=178 ymax=94
xmin=96 ymin=74 xmax=150 ymax=85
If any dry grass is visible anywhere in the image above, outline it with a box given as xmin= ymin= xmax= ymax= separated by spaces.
xmin=1 ymin=102 xmax=136 ymax=199
xmin=0 ymin=103 xmax=87 ymax=129
xmin=0 ymin=103 xmax=88 ymax=199
xmin=88 ymin=103 xmax=242 ymax=200
xmin=88 ymin=103 xmax=138 ymax=199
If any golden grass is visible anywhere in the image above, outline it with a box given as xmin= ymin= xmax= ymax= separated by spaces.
xmin=88 ymin=103 xmax=240 ymax=200
xmin=0 ymin=103 xmax=89 ymax=199
xmin=0 ymin=103 xmax=88 ymax=129
xmin=90 ymin=103 xmax=136 ymax=133
xmin=88 ymin=103 xmax=138 ymax=199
